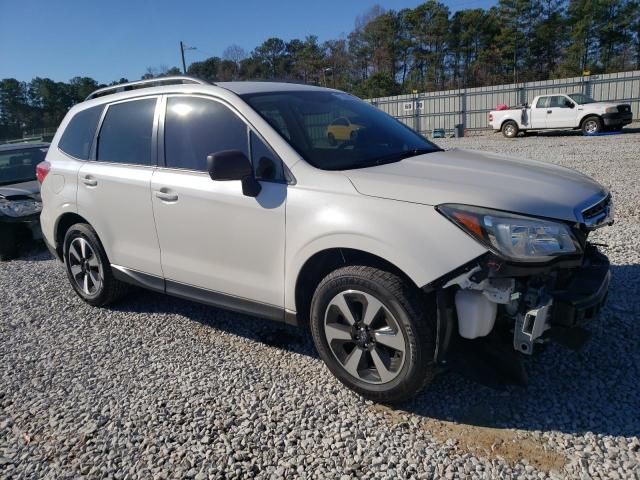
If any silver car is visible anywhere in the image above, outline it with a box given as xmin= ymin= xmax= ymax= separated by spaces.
xmin=38 ymin=77 xmax=613 ymax=402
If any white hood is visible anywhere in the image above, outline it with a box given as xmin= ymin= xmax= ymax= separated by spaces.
xmin=344 ymin=149 xmax=607 ymax=222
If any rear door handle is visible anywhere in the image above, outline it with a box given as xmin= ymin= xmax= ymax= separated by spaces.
xmin=154 ymin=188 xmax=178 ymax=202
xmin=81 ymin=175 xmax=97 ymax=187
xmin=547 ymin=110 xmax=552 ymax=114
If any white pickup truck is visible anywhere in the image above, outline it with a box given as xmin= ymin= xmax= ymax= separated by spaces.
xmin=489 ymin=93 xmax=633 ymax=138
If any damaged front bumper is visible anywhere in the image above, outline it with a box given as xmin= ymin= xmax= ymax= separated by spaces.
xmin=430 ymin=243 xmax=611 ymax=361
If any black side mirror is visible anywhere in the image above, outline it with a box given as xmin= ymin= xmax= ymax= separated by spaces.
xmin=565 ymin=101 xmax=575 ymax=108
xmin=206 ymin=150 xmax=262 ymax=197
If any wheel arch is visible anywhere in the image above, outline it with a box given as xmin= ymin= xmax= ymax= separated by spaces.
xmin=54 ymin=212 xmax=92 ymax=259
xmin=501 ymin=118 xmax=518 ymax=130
xmin=579 ymin=113 xmax=602 ymax=129
xmin=292 ymin=247 xmax=419 ymax=329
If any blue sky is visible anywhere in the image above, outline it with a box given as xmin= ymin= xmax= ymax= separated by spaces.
xmin=0 ymin=0 xmax=496 ymax=84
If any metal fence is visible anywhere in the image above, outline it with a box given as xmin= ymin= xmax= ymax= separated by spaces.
xmin=368 ymin=70 xmax=640 ymax=135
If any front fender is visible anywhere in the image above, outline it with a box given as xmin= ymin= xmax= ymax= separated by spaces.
xmin=284 ymin=185 xmax=487 ymax=311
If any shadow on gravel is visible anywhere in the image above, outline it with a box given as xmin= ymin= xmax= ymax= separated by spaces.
xmin=113 ymin=289 xmax=317 ymax=357
xmin=4 ymin=239 xmax=51 ymax=262
xmin=108 ymin=262 xmax=640 ymax=438
xmin=520 ymin=126 xmax=640 ymax=138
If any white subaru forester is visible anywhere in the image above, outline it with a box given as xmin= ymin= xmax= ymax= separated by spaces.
xmin=38 ymin=77 xmax=613 ymax=402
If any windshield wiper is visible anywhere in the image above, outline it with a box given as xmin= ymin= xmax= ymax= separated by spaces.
xmin=369 ymin=148 xmax=440 ymax=166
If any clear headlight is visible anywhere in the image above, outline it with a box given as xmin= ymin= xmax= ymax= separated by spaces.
xmin=438 ymin=204 xmax=581 ymax=262
xmin=0 ymin=199 xmax=42 ymax=218
xmin=605 ymin=106 xmax=618 ymax=113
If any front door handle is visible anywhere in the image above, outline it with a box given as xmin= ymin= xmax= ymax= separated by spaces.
xmin=82 ymin=175 xmax=97 ymax=187
xmin=547 ymin=110 xmax=552 ymax=114
xmin=155 ymin=188 xmax=178 ymax=202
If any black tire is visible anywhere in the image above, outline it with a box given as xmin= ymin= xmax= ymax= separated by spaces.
xmin=0 ymin=225 xmax=18 ymax=261
xmin=582 ymin=116 xmax=602 ymax=135
xmin=328 ymin=133 xmax=337 ymax=146
xmin=309 ymin=265 xmax=436 ymax=403
xmin=63 ymin=223 xmax=129 ymax=306
xmin=502 ymin=120 xmax=519 ymax=138
xmin=0 ymin=224 xmax=27 ymax=261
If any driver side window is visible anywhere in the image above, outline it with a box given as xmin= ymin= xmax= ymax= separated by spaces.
xmin=549 ymin=96 xmax=569 ymax=108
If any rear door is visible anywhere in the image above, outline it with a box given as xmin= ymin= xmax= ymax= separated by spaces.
xmin=545 ymin=95 xmax=577 ymax=128
xmin=77 ymin=96 xmax=162 ymax=276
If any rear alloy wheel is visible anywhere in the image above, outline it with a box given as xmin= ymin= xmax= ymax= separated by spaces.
xmin=502 ymin=120 xmax=519 ymax=138
xmin=63 ymin=223 xmax=128 ymax=306
xmin=582 ymin=116 xmax=602 ymax=135
xmin=310 ymin=266 xmax=436 ymax=403
xmin=67 ymin=236 xmax=103 ymax=296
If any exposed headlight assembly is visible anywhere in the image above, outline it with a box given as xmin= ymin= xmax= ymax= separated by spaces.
xmin=0 ymin=199 xmax=42 ymax=218
xmin=438 ymin=204 xmax=581 ymax=262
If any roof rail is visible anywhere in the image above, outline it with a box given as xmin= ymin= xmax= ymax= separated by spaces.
xmin=85 ymin=76 xmax=211 ymax=101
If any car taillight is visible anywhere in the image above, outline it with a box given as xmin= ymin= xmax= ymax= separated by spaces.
xmin=488 ymin=113 xmax=493 ymax=122
xmin=36 ymin=161 xmax=51 ymax=184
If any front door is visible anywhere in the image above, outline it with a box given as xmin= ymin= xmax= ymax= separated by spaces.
xmin=77 ymin=96 xmax=162 ymax=276
xmin=151 ymin=95 xmax=286 ymax=310
xmin=545 ymin=95 xmax=577 ymax=128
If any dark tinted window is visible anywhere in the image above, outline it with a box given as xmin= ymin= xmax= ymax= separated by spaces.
xmin=251 ymin=131 xmax=284 ymax=182
xmin=242 ymin=91 xmax=439 ymax=171
xmin=0 ymin=146 xmax=48 ymax=185
xmin=164 ymin=96 xmax=248 ymax=171
xmin=58 ymin=105 xmax=103 ymax=159
xmin=549 ymin=96 xmax=570 ymax=108
xmin=97 ymin=98 xmax=156 ymax=165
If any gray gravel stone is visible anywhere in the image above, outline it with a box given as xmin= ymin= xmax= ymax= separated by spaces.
xmin=1 ymin=130 xmax=639 ymax=479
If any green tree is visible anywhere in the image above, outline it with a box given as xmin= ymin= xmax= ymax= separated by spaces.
xmin=187 ymin=57 xmax=222 ymax=82
xmin=254 ymin=37 xmax=287 ymax=79
xmin=406 ymin=1 xmax=450 ymax=90
xmin=0 ymin=79 xmax=30 ymax=139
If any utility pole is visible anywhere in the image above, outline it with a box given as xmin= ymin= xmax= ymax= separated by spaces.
xmin=180 ymin=41 xmax=196 ymax=74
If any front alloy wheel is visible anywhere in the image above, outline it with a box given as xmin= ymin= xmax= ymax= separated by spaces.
xmin=324 ymin=290 xmax=406 ymax=384
xmin=310 ymin=265 xmax=436 ymax=403
xmin=582 ymin=117 xmax=602 ymax=135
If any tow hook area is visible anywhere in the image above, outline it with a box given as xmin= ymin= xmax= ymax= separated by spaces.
xmin=514 ymin=296 xmax=552 ymax=355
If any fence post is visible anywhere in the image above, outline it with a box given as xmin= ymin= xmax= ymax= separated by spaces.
xmin=460 ymin=89 xmax=467 ymax=132
xmin=518 ymin=85 xmax=526 ymax=106
xmin=413 ymin=91 xmax=420 ymax=134
xmin=582 ymin=75 xmax=592 ymax=98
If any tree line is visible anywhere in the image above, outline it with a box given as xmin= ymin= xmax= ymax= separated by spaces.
xmin=2 ymin=0 xmax=639 ymax=141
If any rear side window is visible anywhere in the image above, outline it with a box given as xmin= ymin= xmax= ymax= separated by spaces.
xmin=97 ymin=98 xmax=157 ymax=166
xmin=535 ymin=97 xmax=549 ymax=108
xmin=164 ymin=96 xmax=248 ymax=171
xmin=58 ymin=105 xmax=103 ymax=160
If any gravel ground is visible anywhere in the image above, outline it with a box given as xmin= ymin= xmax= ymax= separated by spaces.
xmin=2 ymin=130 xmax=639 ymax=479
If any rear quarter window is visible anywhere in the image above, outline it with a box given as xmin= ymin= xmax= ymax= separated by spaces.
xmin=58 ymin=105 xmax=104 ymax=160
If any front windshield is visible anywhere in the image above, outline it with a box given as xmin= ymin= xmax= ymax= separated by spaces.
xmin=568 ymin=93 xmax=596 ymax=104
xmin=0 ymin=147 xmax=48 ymax=186
xmin=242 ymin=91 xmax=440 ymax=170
